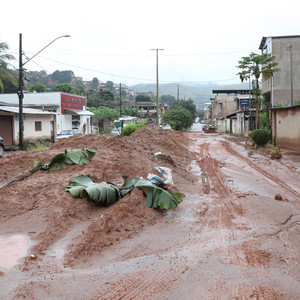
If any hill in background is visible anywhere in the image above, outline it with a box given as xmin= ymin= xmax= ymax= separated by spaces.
xmin=132 ymin=82 xmax=250 ymax=108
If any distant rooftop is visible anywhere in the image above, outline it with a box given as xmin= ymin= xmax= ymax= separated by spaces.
xmin=212 ymin=89 xmax=251 ymax=95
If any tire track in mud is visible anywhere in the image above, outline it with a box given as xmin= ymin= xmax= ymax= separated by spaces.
xmin=187 ymin=135 xmax=294 ymax=299
xmin=193 ymin=142 xmax=244 ymax=229
xmin=221 ymin=140 xmax=300 ymax=201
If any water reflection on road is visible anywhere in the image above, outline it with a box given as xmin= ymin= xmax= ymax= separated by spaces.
xmin=188 ymin=122 xmax=205 ymax=132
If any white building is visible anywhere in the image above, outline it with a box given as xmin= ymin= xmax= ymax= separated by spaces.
xmin=0 ymin=92 xmax=94 ymax=142
xmin=0 ymin=103 xmax=57 ymax=145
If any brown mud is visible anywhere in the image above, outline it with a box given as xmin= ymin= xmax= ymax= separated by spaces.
xmin=0 ymin=126 xmax=300 ymax=299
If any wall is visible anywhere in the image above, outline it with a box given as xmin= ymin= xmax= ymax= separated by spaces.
xmin=272 ymin=106 xmax=300 ymax=150
xmin=12 ymin=114 xmax=56 ymax=142
xmin=262 ymin=36 xmax=300 ymax=106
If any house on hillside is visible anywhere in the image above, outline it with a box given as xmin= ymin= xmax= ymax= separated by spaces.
xmin=0 ymin=101 xmax=56 ymax=145
xmin=0 ymin=92 xmax=95 ymax=140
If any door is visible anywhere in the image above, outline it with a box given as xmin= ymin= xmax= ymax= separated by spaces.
xmin=0 ymin=115 xmax=13 ymax=145
xmin=50 ymin=121 xmax=54 ymax=143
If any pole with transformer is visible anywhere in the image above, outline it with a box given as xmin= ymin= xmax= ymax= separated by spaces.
xmin=151 ymin=48 xmax=164 ymax=126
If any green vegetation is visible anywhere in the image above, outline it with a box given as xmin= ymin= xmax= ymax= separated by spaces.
xmin=66 ymin=175 xmax=121 ymax=207
xmin=122 ymin=121 xmax=146 ymax=136
xmin=36 ymin=148 xmax=98 ymax=170
xmin=53 ymin=83 xmax=78 ymax=94
xmin=66 ymin=175 xmax=183 ymax=210
xmin=237 ymin=52 xmax=280 ymax=129
xmin=29 ymin=83 xmax=47 ymax=93
xmin=0 ymin=42 xmax=17 ymax=93
xmin=135 ymin=94 xmax=151 ymax=102
xmin=251 ymin=129 xmax=270 ymax=147
xmin=171 ymin=99 xmax=197 ymax=119
xmin=89 ymin=106 xmax=119 ymax=119
xmin=162 ymin=106 xmax=194 ymax=131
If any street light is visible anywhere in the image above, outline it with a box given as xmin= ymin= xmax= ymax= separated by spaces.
xmin=18 ymin=34 xmax=70 ymax=150
xmin=151 ymin=48 xmax=164 ymax=126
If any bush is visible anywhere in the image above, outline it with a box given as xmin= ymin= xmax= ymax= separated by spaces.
xmin=122 ymin=121 xmax=146 ymax=136
xmin=162 ymin=107 xmax=194 ymax=131
xmin=251 ymin=129 xmax=270 ymax=147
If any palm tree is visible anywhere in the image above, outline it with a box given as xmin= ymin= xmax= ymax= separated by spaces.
xmin=0 ymin=42 xmax=17 ymax=93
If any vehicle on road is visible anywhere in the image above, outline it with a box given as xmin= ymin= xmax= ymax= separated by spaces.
xmin=55 ymin=129 xmax=83 ymax=142
xmin=111 ymin=116 xmax=138 ymax=135
xmin=0 ymin=136 xmax=4 ymax=157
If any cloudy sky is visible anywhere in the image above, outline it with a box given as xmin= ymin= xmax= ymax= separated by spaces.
xmin=1 ymin=0 xmax=299 ymax=86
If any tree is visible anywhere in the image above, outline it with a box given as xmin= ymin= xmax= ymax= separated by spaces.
xmin=53 ymin=83 xmax=78 ymax=94
xmin=122 ymin=105 xmax=141 ymax=118
xmin=29 ymin=82 xmax=47 ymax=93
xmin=162 ymin=107 xmax=194 ymax=131
xmin=171 ymin=99 xmax=197 ymax=120
xmin=236 ymin=52 xmax=280 ymax=129
xmin=51 ymin=70 xmax=74 ymax=84
xmin=88 ymin=106 xmax=119 ymax=119
xmin=106 ymin=81 xmax=115 ymax=93
xmin=135 ymin=94 xmax=151 ymax=102
xmin=99 ymin=89 xmax=115 ymax=102
xmin=0 ymin=42 xmax=17 ymax=93
xmin=161 ymin=95 xmax=176 ymax=105
xmin=91 ymin=77 xmax=99 ymax=90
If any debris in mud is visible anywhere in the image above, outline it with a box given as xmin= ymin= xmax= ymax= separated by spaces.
xmin=154 ymin=152 xmax=176 ymax=167
xmin=275 ymin=194 xmax=283 ymax=201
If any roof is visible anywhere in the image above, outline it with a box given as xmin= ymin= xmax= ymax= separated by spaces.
xmin=0 ymin=106 xmax=57 ymax=115
xmin=64 ymin=109 xmax=94 ymax=116
xmin=212 ymin=89 xmax=251 ymax=95
xmin=271 ymin=104 xmax=300 ymax=111
xmin=259 ymin=35 xmax=300 ymax=50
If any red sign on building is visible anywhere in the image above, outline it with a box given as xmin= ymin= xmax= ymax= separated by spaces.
xmin=60 ymin=93 xmax=86 ymax=114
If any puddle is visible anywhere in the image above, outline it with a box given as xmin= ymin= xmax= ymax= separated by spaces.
xmin=0 ymin=234 xmax=31 ymax=267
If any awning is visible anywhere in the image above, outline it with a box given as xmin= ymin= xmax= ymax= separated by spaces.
xmin=64 ymin=109 xmax=94 ymax=116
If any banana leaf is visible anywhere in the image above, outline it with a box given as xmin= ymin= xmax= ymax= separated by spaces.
xmin=38 ymin=148 xmax=98 ymax=170
xmin=122 ymin=177 xmax=183 ymax=210
xmin=66 ymin=175 xmax=121 ymax=206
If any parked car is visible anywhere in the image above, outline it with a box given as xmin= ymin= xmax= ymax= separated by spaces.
xmin=0 ymin=136 xmax=4 ymax=157
xmin=55 ymin=129 xmax=83 ymax=142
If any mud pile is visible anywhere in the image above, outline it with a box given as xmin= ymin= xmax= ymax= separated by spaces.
xmin=0 ymin=126 xmax=194 ymax=268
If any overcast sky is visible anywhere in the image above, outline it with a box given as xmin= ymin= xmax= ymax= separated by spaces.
xmin=1 ymin=0 xmax=299 ymax=86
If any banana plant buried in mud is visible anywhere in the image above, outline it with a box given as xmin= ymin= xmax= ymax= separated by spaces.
xmin=35 ymin=148 xmax=98 ymax=170
xmin=66 ymin=175 xmax=183 ymax=210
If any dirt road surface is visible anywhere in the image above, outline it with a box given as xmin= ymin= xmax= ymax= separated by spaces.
xmin=1 ymin=125 xmax=300 ymax=299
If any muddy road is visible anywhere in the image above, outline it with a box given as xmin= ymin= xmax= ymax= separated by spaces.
xmin=1 ymin=127 xmax=300 ymax=299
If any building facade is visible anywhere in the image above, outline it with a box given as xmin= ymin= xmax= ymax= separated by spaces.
xmin=0 ymin=92 xmax=94 ymax=138
xmin=259 ymin=35 xmax=300 ymax=106
xmin=0 ymin=103 xmax=56 ymax=145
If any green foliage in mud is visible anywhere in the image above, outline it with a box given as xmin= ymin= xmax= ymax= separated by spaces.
xmin=35 ymin=148 xmax=98 ymax=170
xmin=66 ymin=175 xmax=183 ymax=210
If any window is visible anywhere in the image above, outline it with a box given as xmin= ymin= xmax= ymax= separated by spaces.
xmin=35 ymin=121 xmax=42 ymax=131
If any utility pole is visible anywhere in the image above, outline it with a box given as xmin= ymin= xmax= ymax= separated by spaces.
xmin=151 ymin=48 xmax=164 ymax=126
xmin=18 ymin=33 xmax=24 ymax=150
xmin=119 ymin=83 xmax=122 ymax=117
xmin=177 ymin=85 xmax=179 ymax=100
xmin=288 ymin=45 xmax=294 ymax=106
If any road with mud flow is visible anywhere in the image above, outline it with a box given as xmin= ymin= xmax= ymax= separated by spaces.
xmin=1 ymin=128 xmax=300 ymax=299
xmin=90 ymin=131 xmax=300 ymax=299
